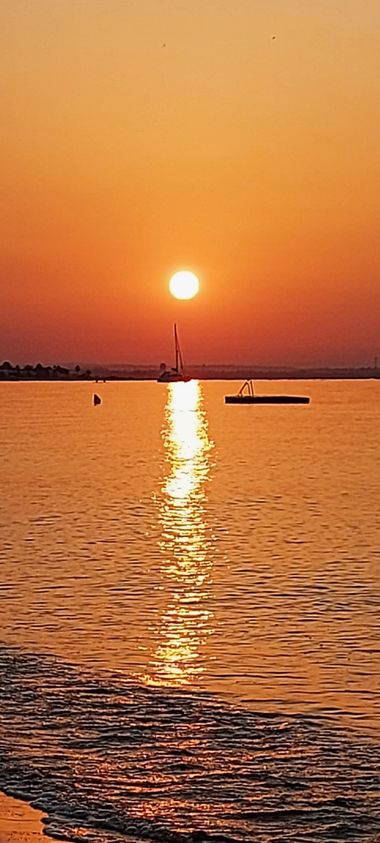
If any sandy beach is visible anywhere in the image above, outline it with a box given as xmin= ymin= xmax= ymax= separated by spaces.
xmin=0 ymin=793 xmax=56 ymax=843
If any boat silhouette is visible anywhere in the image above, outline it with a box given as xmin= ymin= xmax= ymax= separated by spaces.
xmin=225 ymin=379 xmax=310 ymax=404
xmin=157 ymin=324 xmax=191 ymax=383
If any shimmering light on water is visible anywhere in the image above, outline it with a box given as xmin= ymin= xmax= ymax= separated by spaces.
xmin=144 ymin=380 xmax=214 ymax=686
xmin=1 ymin=379 xmax=380 ymax=842
xmin=0 ymin=379 xmax=379 ymax=726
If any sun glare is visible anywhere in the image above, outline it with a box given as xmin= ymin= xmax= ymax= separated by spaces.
xmin=169 ymin=271 xmax=200 ymax=300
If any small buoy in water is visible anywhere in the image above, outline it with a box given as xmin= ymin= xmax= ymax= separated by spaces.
xmin=93 ymin=393 xmax=102 ymax=406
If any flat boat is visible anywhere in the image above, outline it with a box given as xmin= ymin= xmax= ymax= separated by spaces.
xmin=225 ymin=379 xmax=310 ymax=404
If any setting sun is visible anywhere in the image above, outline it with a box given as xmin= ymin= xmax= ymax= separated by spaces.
xmin=169 ymin=271 xmax=200 ymax=301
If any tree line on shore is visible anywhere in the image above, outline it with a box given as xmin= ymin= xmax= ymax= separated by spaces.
xmin=0 ymin=361 xmax=92 ymax=380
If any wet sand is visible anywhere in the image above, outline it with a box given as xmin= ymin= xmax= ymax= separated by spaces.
xmin=0 ymin=793 xmax=56 ymax=843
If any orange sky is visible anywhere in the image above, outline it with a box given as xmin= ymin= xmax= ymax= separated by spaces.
xmin=1 ymin=0 xmax=379 ymax=366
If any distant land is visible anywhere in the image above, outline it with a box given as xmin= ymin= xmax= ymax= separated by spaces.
xmin=0 ymin=361 xmax=93 ymax=381
xmin=1 ymin=359 xmax=379 ymax=381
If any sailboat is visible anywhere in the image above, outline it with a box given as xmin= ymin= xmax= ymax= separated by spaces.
xmin=157 ymin=324 xmax=191 ymax=383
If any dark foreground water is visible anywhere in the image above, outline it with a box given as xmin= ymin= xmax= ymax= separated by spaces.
xmin=1 ymin=647 xmax=380 ymax=843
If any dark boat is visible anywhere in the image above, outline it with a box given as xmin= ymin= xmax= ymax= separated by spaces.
xmin=157 ymin=324 xmax=191 ymax=383
xmin=225 ymin=379 xmax=310 ymax=405
xmin=93 ymin=393 xmax=102 ymax=406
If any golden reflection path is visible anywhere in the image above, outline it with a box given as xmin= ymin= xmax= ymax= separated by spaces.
xmin=145 ymin=380 xmax=214 ymax=687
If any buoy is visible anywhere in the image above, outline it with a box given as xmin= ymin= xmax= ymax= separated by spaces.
xmin=93 ymin=394 xmax=102 ymax=406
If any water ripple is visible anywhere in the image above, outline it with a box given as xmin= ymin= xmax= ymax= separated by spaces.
xmin=1 ymin=647 xmax=380 ymax=843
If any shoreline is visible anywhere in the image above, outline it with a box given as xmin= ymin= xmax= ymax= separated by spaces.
xmin=0 ymin=372 xmax=379 ymax=383
xmin=0 ymin=792 xmax=56 ymax=843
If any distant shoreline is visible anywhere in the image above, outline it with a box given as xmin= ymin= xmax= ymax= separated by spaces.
xmin=1 ymin=368 xmax=379 ymax=382
xmin=1 ymin=358 xmax=380 ymax=382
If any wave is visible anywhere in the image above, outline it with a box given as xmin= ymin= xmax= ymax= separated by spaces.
xmin=1 ymin=645 xmax=380 ymax=842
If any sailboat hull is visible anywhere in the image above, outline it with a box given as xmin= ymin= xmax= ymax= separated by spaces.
xmin=157 ymin=370 xmax=191 ymax=383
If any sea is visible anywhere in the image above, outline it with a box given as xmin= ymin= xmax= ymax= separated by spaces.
xmin=0 ymin=379 xmax=379 ymax=842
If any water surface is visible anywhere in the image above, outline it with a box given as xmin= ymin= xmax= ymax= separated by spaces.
xmin=0 ymin=380 xmax=379 ymax=841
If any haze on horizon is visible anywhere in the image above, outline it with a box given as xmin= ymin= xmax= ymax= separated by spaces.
xmin=1 ymin=0 xmax=379 ymax=368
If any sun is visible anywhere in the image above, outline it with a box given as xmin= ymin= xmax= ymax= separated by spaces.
xmin=169 ymin=270 xmax=200 ymax=300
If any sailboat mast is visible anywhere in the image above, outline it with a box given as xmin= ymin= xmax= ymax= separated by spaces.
xmin=174 ymin=323 xmax=179 ymax=371
xmin=174 ymin=323 xmax=185 ymax=373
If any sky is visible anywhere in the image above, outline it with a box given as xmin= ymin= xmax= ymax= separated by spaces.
xmin=1 ymin=0 xmax=379 ymax=367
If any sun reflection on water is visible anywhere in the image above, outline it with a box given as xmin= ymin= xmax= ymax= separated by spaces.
xmin=146 ymin=380 xmax=214 ymax=687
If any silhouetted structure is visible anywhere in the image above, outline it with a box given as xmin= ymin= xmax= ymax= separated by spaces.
xmin=225 ymin=379 xmax=310 ymax=404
